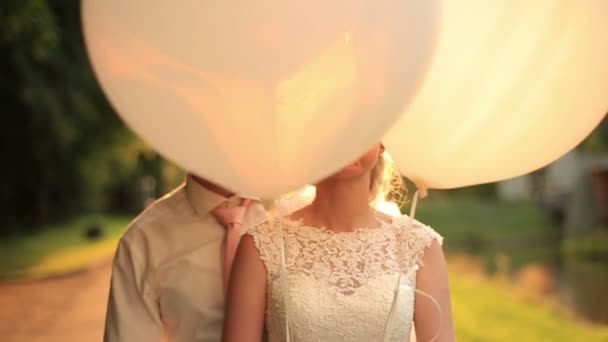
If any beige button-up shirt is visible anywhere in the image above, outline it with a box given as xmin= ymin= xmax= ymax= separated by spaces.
xmin=103 ymin=177 xmax=311 ymax=342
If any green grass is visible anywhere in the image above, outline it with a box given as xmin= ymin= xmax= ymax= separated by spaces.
xmin=450 ymin=264 xmax=608 ymax=341
xmin=0 ymin=215 xmax=131 ymax=280
xmin=414 ymin=197 xmax=608 ymax=340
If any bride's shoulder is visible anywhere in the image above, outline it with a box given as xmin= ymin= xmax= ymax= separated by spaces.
xmin=390 ymin=214 xmax=443 ymax=247
xmin=247 ymin=215 xmax=300 ymax=237
xmin=388 ymin=215 xmax=444 ymax=269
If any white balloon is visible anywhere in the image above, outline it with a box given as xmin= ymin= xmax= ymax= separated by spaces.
xmin=385 ymin=0 xmax=608 ymax=194
xmin=81 ymin=0 xmax=440 ymax=197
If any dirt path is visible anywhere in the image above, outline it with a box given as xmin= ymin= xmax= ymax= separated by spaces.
xmin=0 ymin=261 xmax=112 ymax=342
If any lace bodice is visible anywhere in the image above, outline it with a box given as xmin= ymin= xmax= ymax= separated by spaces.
xmin=248 ymin=215 xmax=442 ymax=342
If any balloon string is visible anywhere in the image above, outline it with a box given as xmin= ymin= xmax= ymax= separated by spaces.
xmin=382 ymin=188 xmax=442 ymax=342
xmin=380 ymin=189 xmax=420 ymax=341
xmin=409 ymin=190 xmax=420 ymax=221
xmin=263 ymin=199 xmax=292 ymax=342
xmin=275 ymin=207 xmax=292 ymax=342
xmin=411 ymin=288 xmax=442 ymax=342
xmin=410 ymin=189 xmax=442 ymax=341
xmin=381 ymin=271 xmax=402 ymax=342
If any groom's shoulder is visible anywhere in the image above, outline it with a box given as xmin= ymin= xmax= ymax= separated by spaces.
xmin=118 ymin=184 xmax=196 ymax=252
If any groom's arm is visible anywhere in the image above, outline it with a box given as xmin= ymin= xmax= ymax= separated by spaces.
xmin=104 ymin=238 xmax=163 ymax=342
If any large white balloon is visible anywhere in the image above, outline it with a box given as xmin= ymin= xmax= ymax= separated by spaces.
xmin=81 ymin=0 xmax=440 ymax=197
xmin=385 ymin=0 xmax=608 ymax=194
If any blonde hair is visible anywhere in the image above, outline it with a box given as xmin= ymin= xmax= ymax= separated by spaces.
xmin=369 ymin=152 xmax=407 ymax=208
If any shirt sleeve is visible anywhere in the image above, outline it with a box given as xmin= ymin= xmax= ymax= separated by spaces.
xmin=104 ymin=238 xmax=163 ymax=342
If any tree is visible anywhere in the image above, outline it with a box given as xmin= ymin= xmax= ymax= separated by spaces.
xmin=0 ymin=0 xmax=137 ymax=230
xmin=579 ymin=116 xmax=608 ymax=153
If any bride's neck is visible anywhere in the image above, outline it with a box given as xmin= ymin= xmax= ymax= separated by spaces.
xmin=308 ymin=175 xmax=375 ymax=232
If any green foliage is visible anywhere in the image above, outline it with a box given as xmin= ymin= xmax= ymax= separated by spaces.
xmin=411 ymin=197 xmax=565 ymax=273
xmin=443 ymin=183 xmax=498 ymax=200
xmin=0 ymin=1 xmax=147 ymax=230
xmin=0 ymin=0 xmax=59 ymax=62
xmin=579 ymin=117 xmax=608 ymax=153
xmin=562 ymin=235 xmax=608 ymax=262
xmin=414 ymin=197 xmax=556 ymax=248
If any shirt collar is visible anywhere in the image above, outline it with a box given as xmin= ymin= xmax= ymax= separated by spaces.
xmin=185 ymin=175 xmax=267 ymax=218
xmin=185 ymin=176 xmax=231 ymax=217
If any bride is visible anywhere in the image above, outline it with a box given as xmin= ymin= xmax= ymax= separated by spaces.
xmin=222 ymin=143 xmax=455 ymax=342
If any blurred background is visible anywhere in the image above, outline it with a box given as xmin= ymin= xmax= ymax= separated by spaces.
xmin=1 ymin=1 xmax=607 ymax=341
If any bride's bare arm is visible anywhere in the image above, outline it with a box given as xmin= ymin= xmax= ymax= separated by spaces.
xmin=414 ymin=240 xmax=456 ymax=342
xmin=222 ymin=235 xmax=267 ymax=342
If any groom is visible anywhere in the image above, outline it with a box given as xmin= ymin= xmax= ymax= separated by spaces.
xmin=103 ymin=174 xmax=310 ymax=342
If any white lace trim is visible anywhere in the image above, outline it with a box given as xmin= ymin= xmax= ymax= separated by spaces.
xmin=249 ymin=215 xmax=441 ymax=296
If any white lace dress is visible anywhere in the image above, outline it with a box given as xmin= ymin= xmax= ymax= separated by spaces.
xmin=248 ymin=215 xmax=442 ymax=342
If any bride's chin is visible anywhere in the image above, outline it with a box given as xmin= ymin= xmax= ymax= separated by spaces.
xmin=343 ymin=160 xmax=365 ymax=172
xmin=327 ymin=167 xmax=366 ymax=181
